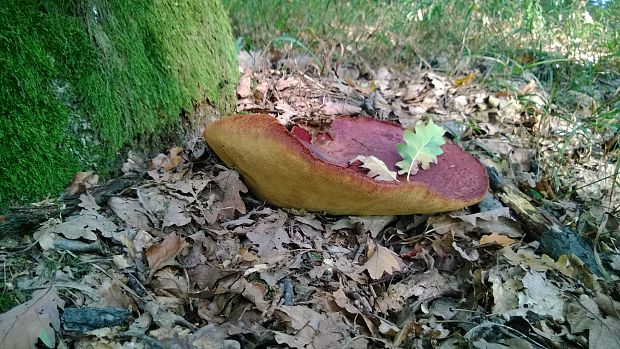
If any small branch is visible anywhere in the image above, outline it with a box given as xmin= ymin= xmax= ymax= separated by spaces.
xmin=0 ymin=178 xmax=133 ymax=237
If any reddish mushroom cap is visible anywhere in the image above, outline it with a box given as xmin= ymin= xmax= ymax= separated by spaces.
xmin=204 ymin=114 xmax=488 ymax=215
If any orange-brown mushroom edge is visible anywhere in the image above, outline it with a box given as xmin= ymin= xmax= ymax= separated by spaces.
xmin=204 ymin=114 xmax=488 ymax=215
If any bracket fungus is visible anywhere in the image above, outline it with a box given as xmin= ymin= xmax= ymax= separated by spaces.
xmin=204 ymin=114 xmax=488 ymax=215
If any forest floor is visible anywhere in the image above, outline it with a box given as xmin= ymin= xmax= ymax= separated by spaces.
xmin=1 ymin=49 xmax=620 ymax=349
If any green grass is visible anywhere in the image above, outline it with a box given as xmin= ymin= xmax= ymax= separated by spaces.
xmin=224 ymin=0 xmax=618 ymax=99
xmin=0 ymin=0 xmax=238 ymax=212
xmin=225 ymin=0 xmax=619 ymax=66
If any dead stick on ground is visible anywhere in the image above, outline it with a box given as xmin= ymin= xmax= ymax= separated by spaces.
xmin=0 ymin=178 xmax=132 ymax=237
xmin=498 ymin=184 xmax=602 ymax=275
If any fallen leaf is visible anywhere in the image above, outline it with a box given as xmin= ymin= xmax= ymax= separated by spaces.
xmin=274 ymin=306 xmax=356 ymax=349
xmin=518 ymin=80 xmax=537 ymax=96
xmin=351 ymin=155 xmax=399 ymax=181
xmin=505 ymin=270 xmax=564 ymax=321
xmin=161 ymin=198 xmax=192 ymax=229
xmin=0 ymin=286 xmax=65 ymax=349
xmin=97 ymin=279 xmax=135 ymax=309
xmin=350 ymin=216 xmax=395 ymax=238
xmin=240 ymin=280 xmax=270 ymax=312
xmin=453 ymin=72 xmax=476 ymax=87
xmin=451 ymin=207 xmax=512 ymax=225
xmin=361 ymin=240 xmax=403 ymax=279
xmin=566 ymin=294 xmax=620 ymax=349
xmin=489 ymin=268 xmax=520 ymax=315
xmin=109 ymin=197 xmax=153 ymax=230
xmin=275 ymin=76 xmax=301 ymax=91
xmin=121 ymin=151 xmax=146 ymax=177
xmin=151 ymin=269 xmax=189 ymax=295
xmin=150 ymin=146 xmax=184 ymax=172
xmin=246 ymin=211 xmax=290 ymax=256
xmin=145 ymin=233 xmax=189 ymax=275
xmin=375 ymin=269 xmax=450 ymax=313
xmin=65 ymin=171 xmax=98 ymax=196
xmin=213 ymin=169 xmax=248 ymax=219
xmin=33 ymin=211 xmax=117 ymax=249
xmin=322 ymin=101 xmax=362 ymax=116
xmin=480 ymin=233 xmax=518 ymax=247
xmin=237 ymin=73 xmax=252 ymax=98
xmin=451 ymin=241 xmax=479 ymax=261
xmin=77 ymin=193 xmax=100 ymax=212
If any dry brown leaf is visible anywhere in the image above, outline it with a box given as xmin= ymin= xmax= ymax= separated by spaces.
xmin=480 ymin=233 xmax=518 ymax=247
xmin=145 ymin=233 xmax=189 ymax=274
xmin=33 ymin=211 xmax=117 ymax=250
xmin=237 ymin=73 xmax=252 ymax=98
xmin=350 ymin=216 xmax=395 ymax=238
xmin=187 ymin=264 xmax=227 ymax=290
xmin=274 ymin=306 xmax=356 ymax=349
xmin=453 ymin=72 xmax=476 ymax=87
xmin=97 ymin=279 xmax=135 ymax=309
xmin=322 ymin=101 xmax=362 ymax=116
xmin=275 ymin=77 xmax=301 ymax=91
xmin=351 ymin=155 xmax=398 ymax=182
xmin=77 ymin=193 xmax=100 ymax=212
xmin=241 ymin=280 xmax=270 ymax=312
xmin=519 ymin=79 xmax=537 ymax=96
xmin=213 ymin=169 xmax=248 ymax=219
xmin=161 ymin=198 xmax=192 ymax=229
xmin=109 ymin=197 xmax=152 ymax=230
xmin=150 ymin=146 xmax=184 ymax=172
xmin=375 ymin=269 xmax=449 ymax=313
xmin=65 ymin=171 xmax=98 ymax=196
xmin=0 ymin=286 xmax=65 ymax=349
xmin=361 ymin=240 xmax=403 ymax=280
xmin=151 ymin=269 xmax=189 ymax=295
xmin=332 ymin=288 xmax=378 ymax=335
xmin=246 ymin=211 xmax=290 ymax=257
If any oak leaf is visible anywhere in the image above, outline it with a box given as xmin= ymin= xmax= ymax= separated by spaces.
xmin=351 ymin=155 xmax=398 ymax=181
xmin=146 ymin=233 xmax=189 ymax=277
xmin=396 ymin=119 xmax=446 ymax=180
xmin=361 ymin=240 xmax=403 ymax=280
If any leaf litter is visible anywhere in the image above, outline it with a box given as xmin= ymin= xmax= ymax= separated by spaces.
xmin=0 ymin=48 xmax=619 ymax=349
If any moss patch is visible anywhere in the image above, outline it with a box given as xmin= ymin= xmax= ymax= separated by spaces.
xmin=0 ymin=0 xmax=238 ymax=212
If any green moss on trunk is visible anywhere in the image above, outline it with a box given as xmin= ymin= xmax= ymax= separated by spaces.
xmin=0 ymin=0 xmax=238 ymax=211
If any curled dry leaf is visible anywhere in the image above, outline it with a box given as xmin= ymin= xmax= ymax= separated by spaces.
xmin=351 ymin=155 xmax=398 ymax=182
xmin=150 ymin=146 xmax=184 ymax=172
xmin=453 ymin=72 xmax=476 ymax=87
xmin=65 ymin=171 xmax=99 ymax=196
xmin=480 ymin=233 xmax=518 ymax=247
xmin=146 ymin=233 xmax=189 ymax=274
xmin=237 ymin=73 xmax=252 ymax=98
xmin=361 ymin=240 xmax=404 ymax=280
xmin=322 ymin=101 xmax=362 ymax=116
